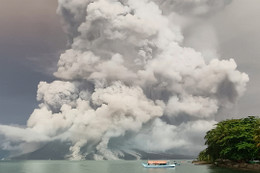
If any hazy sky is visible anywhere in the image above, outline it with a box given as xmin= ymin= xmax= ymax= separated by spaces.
xmin=0 ymin=0 xmax=259 ymax=125
xmin=0 ymin=0 xmax=66 ymax=124
xmin=213 ymin=0 xmax=260 ymax=118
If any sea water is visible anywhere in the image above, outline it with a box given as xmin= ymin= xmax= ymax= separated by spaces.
xmin=0 ymin=160 xmax=254 ymax=173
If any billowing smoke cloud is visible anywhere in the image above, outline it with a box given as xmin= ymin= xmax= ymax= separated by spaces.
xmin=0 ymin=0 xmax=249 ymax=160
xmin=155 ymin=0 xmax=232 ymax=16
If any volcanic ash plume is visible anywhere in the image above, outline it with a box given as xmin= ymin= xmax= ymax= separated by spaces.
xmin=0 ymin=0 xmax=248 ymax=160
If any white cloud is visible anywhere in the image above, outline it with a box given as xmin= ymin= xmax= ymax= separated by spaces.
xmin=0 ymin=0 xmax=248 ymax=160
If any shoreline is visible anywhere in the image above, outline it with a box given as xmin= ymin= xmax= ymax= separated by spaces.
xmin=192 ymin=160 xmax=212 ymax=165
xmin=192 ymin=160 xmax=260 ymax=172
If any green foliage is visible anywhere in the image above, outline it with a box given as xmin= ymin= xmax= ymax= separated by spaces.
xmin=204 ymin=116 xmax=260 ymax=162
xmin=198 ymin=149 xmax=210 ymax=161
xmin=254 ymin=118 xmax=260 ymax=147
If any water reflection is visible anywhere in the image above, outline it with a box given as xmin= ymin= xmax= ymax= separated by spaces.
xmin=143 ymin=167 xmax=176 ymax=173
xmin=0 ymin=160 xmax=254 ymax=173
xmin=208 ymin=166 xmax=255 ymax=173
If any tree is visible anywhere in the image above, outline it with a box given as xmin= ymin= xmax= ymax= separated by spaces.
xmin=198 ymin=149 xmax=210 ymax=161
xmin=254 ymin=118 xmax=260 ymax=147
xmin=204 ymin=116 xmax=260 ymax=162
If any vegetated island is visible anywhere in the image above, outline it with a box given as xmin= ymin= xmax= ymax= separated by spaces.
xmin=194 ymin=116 xmax=260 ymax=171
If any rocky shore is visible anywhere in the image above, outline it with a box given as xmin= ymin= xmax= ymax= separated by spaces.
xmin=193 ymin=159 xmax=260 ymax=172
xmin=192 ymin=160 xmax=212 ymax=165
xmin=214 ymin=159 xmax=260 ymax=172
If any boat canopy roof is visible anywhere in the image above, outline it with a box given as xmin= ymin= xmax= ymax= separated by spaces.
xmin=148 ymin=160 xmax=168 ymax=164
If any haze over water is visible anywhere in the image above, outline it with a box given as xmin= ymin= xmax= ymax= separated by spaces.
xmin=0 ymin=160 xmax=254 ymax=173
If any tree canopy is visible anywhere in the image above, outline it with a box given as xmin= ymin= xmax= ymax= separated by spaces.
xmin=199 ymin=116 xmax=260 ymax=162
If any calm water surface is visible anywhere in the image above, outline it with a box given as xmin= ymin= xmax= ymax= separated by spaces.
xmin=0 ymin=160 xmax=255 ymax=173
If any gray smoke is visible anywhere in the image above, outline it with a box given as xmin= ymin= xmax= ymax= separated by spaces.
xmin=155 ymin=0 xmax=232 ymax=16
xmin=0 ymin=0 xmax=248 ymax=160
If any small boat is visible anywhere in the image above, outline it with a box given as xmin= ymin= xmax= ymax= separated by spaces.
xmin=142 ymin=160 xmax=175 ymax=168
xmin=173 ymin=161 xmax=181 ymax=165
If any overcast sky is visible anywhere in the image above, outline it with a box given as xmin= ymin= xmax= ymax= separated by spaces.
xmin=213 ymin=0 xmax=260 ymax=118
xmin=0 ymin=0 xmax=66 ymax=124
xmin=0 ymin=0 xmax=259 ymax=125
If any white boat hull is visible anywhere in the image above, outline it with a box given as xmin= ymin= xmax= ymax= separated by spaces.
xmin=142 ymin=163 xmax=175 ymax=168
